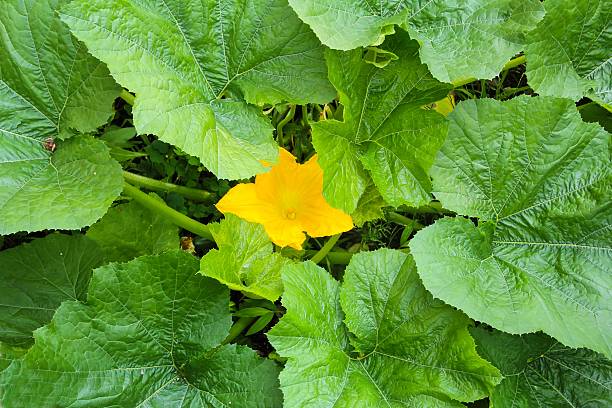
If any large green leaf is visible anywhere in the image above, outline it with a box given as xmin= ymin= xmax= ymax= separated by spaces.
xmin=410 ymin=96 xmax=612 ymax=357
xmin=0 ymin=343 xmax=26 ymax=375
xmin=0 ymin=0 xmax=123 ymax=234
xmin=288 ymin=0 xmax=544 ymax=82
xmin=0 ymin=136 xmax=123 ymax=234
xmin=0 ymin=234 xmax=103 ymax=347
xmin=87 ymin=198 xmax=178 ymax=263
xmin=312 ymin=32 xmax=450 ymax=214
xmin=61 ymin=0 xmax=335 ymax=180
xmin=199 ymin=214 xmax=290 ymax=301
xmin=0 ymin=0 xmax=120 ymax=140
xmin=471 ymin=327 xmax=612 ymax=407
xmin=525 ymin=0 xmax=611 ymax=109
xmin=268 ymin=249 xmax=501 ymax=406
xmin=351 ymin=179 xmax=387 ymax=226
xmin=0 ymin=251 xmax=282 ymax=407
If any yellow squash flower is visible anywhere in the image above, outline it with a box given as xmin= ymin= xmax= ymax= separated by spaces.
xmin=216 ymin=148 xmax=353 ymax=249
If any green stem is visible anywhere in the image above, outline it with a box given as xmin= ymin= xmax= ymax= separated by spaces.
xmin=304 ymin=250 xmax=353 ymax=265
xmin=503 ymin=55 xmax=527 ymax=71
xmin=401 ymin=202 xmax=452 ymax=215
xmin=310 ymin=104 xmax=322 ymax=123
xmin=498 ymin=86 xmax=532 ymax=100
xmin=387 ymin=212 xmax=414 ymax=226
xmin=323 ymin=104 xmax=334 ymax=119
xmin=310 ymin=233 xmax=341 ymax=264
xmin=123 ymin=171 xmax=213 ymax=202
xmin=120 ymin=89 xmax=135 ymax=106
xmin=223 ymin=317 xmax=256 ymax=344
xmin=276 ymin=104 xmax=296 ymax=146
xmin=122 ymin=182 xmax=213 ymax=240
xmin=577 ymin=101 xmax=595 ymax=111
xmin=452 ymin=55 xmax=526 ymax=88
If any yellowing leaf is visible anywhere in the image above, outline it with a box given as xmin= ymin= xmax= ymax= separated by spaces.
xmin=431 ymin=93 xmax=456 ymax=117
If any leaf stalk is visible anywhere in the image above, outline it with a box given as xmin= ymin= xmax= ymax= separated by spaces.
xmin=122 ymin=182 xmax=213 ymax=240
xmin=123 ymin=171 xmax=213 ymax=202
xmin=119 ymin=89 xmax=135 ymax=106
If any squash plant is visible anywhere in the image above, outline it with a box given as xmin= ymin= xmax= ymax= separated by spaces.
xmin=0 ymin=0 xmax=610 ymax=407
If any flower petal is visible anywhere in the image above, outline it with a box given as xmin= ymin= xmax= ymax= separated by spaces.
xmin=294 ymin=154 xmax=354 ymax=237
xmin=300 ymin=197 xmax=354 ymax=238
xmin=217 ymin=147 xmax=353 ymax=248
xmin=295 ymin=154 xmax=324 ymax=200
xmin=216 ymin=183 xmax=271 ymax=225
xmin=217 ymin=181 xmax=305 ymax=249
xmin=255 ymin=148 xmax=300 ymax=203
xmin=263 ymin=219 xmax=306 ymax=250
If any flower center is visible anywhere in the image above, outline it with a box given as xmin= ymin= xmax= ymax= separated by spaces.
xmin=285 ymin=208 xmax=297 ymax=220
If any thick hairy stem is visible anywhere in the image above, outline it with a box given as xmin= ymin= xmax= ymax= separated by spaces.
xmin=119 ymin=89 xmax=135 ymax=106
xmin=122 ymin=182 xmax=213 ymax=240
xmin=123 ymin=171 xmax=213 ymax=202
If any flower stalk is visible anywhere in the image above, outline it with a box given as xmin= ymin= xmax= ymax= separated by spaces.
xmin=310 ymin=233 xmax=342 ymax=264
xmin=304 ymin=249 xmax=353 ymax=265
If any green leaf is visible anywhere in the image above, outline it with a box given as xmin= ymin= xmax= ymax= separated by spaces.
xmin=0 ymin=342 xmax=27 ymax=375
xmin=0 ymin=0 xmax=124 ymax=234
xmin=101 ymin=127 xmax=138 ymax=147
xmin=100 ymin=126 xmax=147 ymax=162
xmin=61 ymin=0 xmax=335 ymax=180
xmin=0 ymin=251 xmax=282 ymax=407
xmin=268 ymin=249 xmax=501 ymax=406
xmin=410 ymin=96 xmax=612 ymax=357
xmin=0 ymin=234 xmax=103 ymax=347
xmin=471 ymin=327 xmax=612 ymax=407
xmin=234 ymin=307 xmax=274 ymax=318
xmin=87 ymin=198 xmax=178 ymax=263
xmin=200 ymin=214 xmax=291 ymax=301
xmin=288 ymin=0 xmax=544 ymax=82
xmin=312 ymin=32 xmax=450 ymax=214
xmin=246 ymin=313 xmax=275 ymax=336
xmin=362 ymin=47 xmax=399 ymax=68
xmin=0 ymin=0 xmax=120 ymax=140
xmin=351 ymin=178 xmax=387 ymax=227
xmin=525 ymin=0 xmax=611 ymax=108
xmin=0 ymin=135 xmax=124 ymax=234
